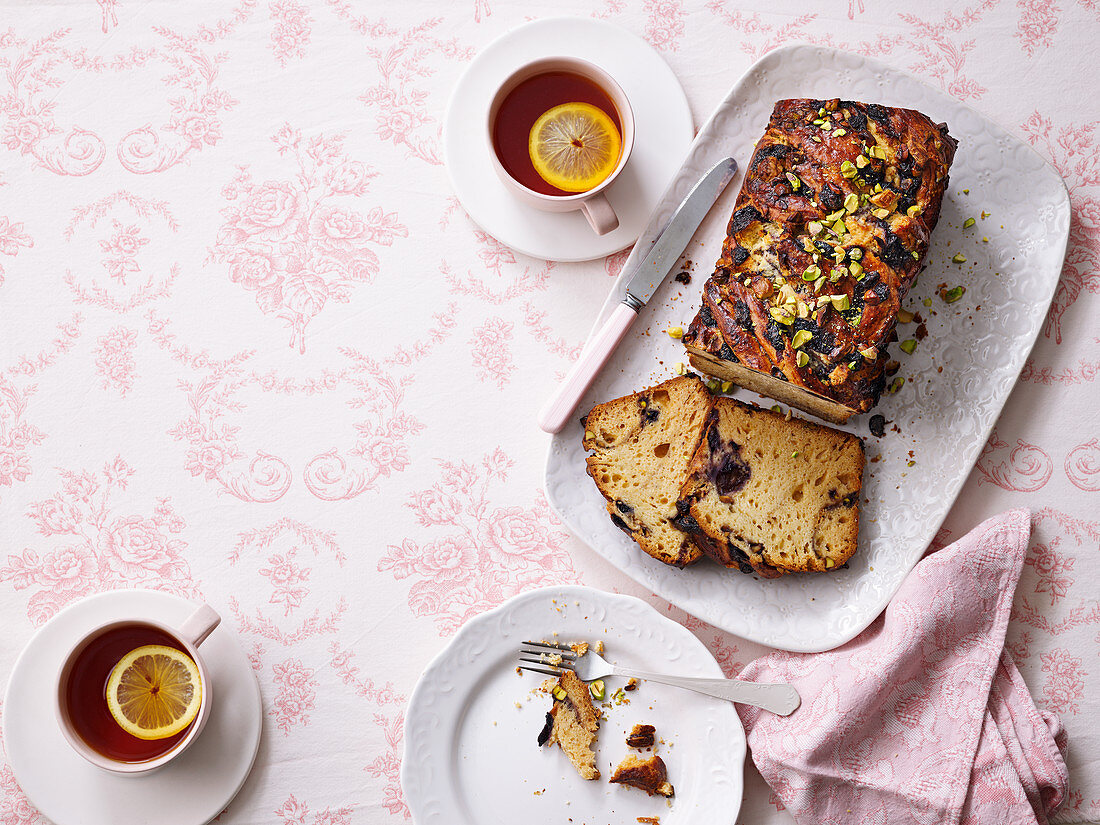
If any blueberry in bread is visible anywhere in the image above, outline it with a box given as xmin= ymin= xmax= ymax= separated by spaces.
xmin=682 ymin=98 xmax=957 ymax=423
xmin=538 ymin=669 xmax=601 ymax=780
xmin=678 ymin=397 xmax=865 ymax=577
xmin=581 ymin=376 xmax=715 ymax=568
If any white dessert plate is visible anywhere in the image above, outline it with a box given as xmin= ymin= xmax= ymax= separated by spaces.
xmin=401 ymin=585 xmax=744 ymax=825
xmin=545 ymin=43 xmax=1071 ymax=652
xmin=3 ymin=590 xmax=262 ymax=825
xmin=442 ymin=17 xmax=695 ymax=262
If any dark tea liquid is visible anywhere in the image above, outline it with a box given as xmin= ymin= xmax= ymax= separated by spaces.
xmin=492 ymin=71 xmax=622 ymax=196
xmin=64 ymin=623 xmax=195 ymax=762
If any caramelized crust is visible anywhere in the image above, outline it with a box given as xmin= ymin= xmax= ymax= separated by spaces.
xmin=683 ymin=98 xmax=957 ymax=420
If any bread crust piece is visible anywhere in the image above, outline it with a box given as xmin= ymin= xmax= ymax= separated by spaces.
xmin=678 ymin=398 xmax=865 ymax=576
xmin=582 ymin=376 xmax=714 ymax=567
xmin=609 ymin=754 xmax=674 ymax=797
xmin=682 ymin=98 xmax=957 ymax=422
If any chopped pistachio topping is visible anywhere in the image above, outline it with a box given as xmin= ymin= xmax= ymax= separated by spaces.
xmin=796 ymin=351 xmax=810 ymax=368
xmin=791 ymin=451 xmax=800 ymax=458
xmin=792 ymin=329 xmax=813 ymax=349
xmin=982 ymin=236 xmax=990 ymax=243
xmin=907 ymin=205 xmax=922 ymax=218
xmin=897 ymin=309 xmax=915 ymax=323
xmin=833 ymin=219 xmax=848 ymax=234
xmin=825 ymin=558 xmax=836 ymax=568
xmin=872 ymin=207 xmax=891 ymax=219
xmin=830 ymin=294 xmax=850 ymax=311
xmin=981 ymin=210 xmax=990 ymax=219
xmin=840 ymin=160 xmax=857 ymax=178
xmin=962 ymin=188 xmax=969 ymax=194
xmin=771 ymin=404 xmax=782 ymax=413
xmin=585 ymin=430 xmax=595 ymax=441
xmin=923 ymin=297 xmax=933 ymax=307
xmin=589 ymin=679 xmax=605 ymax=700
xmin=826 ymin=209 xmax=846 ymax=223
xmin=962 ymin=217 xmax=976 ymax=229
xmin=848 ymin=247 xmax=863 ymax=261
xmin=887 ymin=376 xmax=905 ymax=394
xmin=899 ymin=339 xmax=918 ymax=355
xmin=855 ymin=154 xmax=869 ymax=168
xmin=844 ymin=193 xmax=859 ymax=213
xmin=833 ymin=128 xmax=847 ymax=137
xmin=769 ymin=307 xmax=794 ymax=325
xmin=813 ymin=275 xmax=826 ymax=292
xmin=831 ymin=265 xmax=848 ymax=281
xmin=943 ymin=285 xmax=966 ymax=303
xmin=552 ymin=686 xmax=567 ymax=701
xmin=807 ymin=220 xmax=824 ymax=235
xmin=872 ymin=145 xmax=887 ymax=160
xmin=849 ymin=261 xmax=864 ymax=279
xmin=951 ymin=253 xmax=967 ymax=264
xmin=785 ymin=172 xmax=802 ymax=191
xmin=802 ymin=264 xmax=821 ymax=281
xmin=721 ymin=381 xmax=733 ymax=392
xmin=667 ymin=326 xmax=684 ymax=339
xmin=859 ymin=347 xmax=878 ymax=359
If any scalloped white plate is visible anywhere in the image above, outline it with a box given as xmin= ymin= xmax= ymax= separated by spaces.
xmin=401 ymin=586 xmax=744 ymax=825
xmin=544 ymin=44 xmax=1070 ymax=652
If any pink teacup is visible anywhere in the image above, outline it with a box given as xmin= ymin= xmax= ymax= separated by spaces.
xmin=55 ymin=603 xmax=220 ymax=775
xmin=488 ymin=56 xmax=635 ymax=235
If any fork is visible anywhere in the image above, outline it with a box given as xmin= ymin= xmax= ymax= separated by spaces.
xmin=520 ymin=640 xmax=800 ymax=716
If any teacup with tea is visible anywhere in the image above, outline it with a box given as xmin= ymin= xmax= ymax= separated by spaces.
xmin=488 ymin=57 xmax=635 ymax=235
xmin=55 ymin=604 xmax=220 ymax=774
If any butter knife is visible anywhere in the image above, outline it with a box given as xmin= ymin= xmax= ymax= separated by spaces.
xmin=537 ymin=156 xmax=739 ymax=434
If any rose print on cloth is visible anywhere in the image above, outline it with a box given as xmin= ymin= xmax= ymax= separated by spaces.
xmin=271 ymin=658 xmax=318 ymax=735
xmin=228 ymin=519 xmax=347 ymax=642
xmin=115 ymin=27 xmax=237 ymax=174
xmin=0 ymin=214 xmax=33 ymax=285
xmin=975 ymin=429 xmax=1053 ymax=492
xmin=1040 ymin=649 xmax=1086 ymax=715
xmin=1020 ymin=113 xmax=1100 ymax=345
xmin=93 ymin=326 xmax=138 ymax=395
xmin=378 ymin=448 xmax=577 ymax=635
xmin=0 ymin=457 xmax=197 ymax=625
xmin=211 ymin=124 xmax=407 ymax=353
xmin=0 ymin=29 xmax=106 ymax=176
xmin=329 ymin=643 xmax=407 ymax=818
xmin=275 ymin=794 xmax=352 ymax=825
xmin=1 ymin=314 xmax=84 ymax=502
xmin=64 ymin=191 xmax=179 ymax=314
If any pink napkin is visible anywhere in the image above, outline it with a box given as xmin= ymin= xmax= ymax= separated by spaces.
xmin=737 ymin=509 xmax=1069 ymax=825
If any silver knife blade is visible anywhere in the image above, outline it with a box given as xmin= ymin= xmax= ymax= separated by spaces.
xmin=621 ymin=157 xmax=738 ymax=309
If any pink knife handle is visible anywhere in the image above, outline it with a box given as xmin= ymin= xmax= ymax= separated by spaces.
xmin=538 ymin=303 xmax=638 ymax=434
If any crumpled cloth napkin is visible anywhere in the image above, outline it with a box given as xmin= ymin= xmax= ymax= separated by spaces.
xmin=737 ymin=509 xmax=1069 ymax=825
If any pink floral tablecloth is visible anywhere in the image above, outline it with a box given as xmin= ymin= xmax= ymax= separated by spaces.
xmin=0 ymin=1 xmax=1097 ymax=823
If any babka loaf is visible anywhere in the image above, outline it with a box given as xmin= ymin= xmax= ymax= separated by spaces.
xmin=581 ymin=376 xmax=714 ymax=568
xmin=682 ymin=98 xmax=957 ymax=423
xmin=678 ymin=398 xmax=865 ymax=577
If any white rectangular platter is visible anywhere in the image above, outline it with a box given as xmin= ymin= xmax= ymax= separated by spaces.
xmin=545 ymin=43 xmax=1070 ymax=652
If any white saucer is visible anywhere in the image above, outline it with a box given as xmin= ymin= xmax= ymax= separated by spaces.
xmin=443 ymin=17 xmax=694 ymax=262
xmin=3 ymin=590 xmax=262 ymax=825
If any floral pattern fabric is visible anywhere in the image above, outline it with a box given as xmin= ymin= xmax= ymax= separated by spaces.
xmin=0 ymin=2 xmax=1097 ymax=824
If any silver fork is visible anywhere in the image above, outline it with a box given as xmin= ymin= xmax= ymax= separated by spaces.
xmin=520 ymin=640 xmax=800 ymax=716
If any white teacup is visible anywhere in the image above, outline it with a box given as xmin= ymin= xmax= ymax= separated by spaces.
xmin=488 ymin=56 xmax=635 ymax=235
xmin=55 ymin=603 xmax=220 ymax=774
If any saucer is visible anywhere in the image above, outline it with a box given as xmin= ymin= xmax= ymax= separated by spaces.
xmin=443 ymin=17 xmax=694 ymax=262
xmin=3 ymin=590 xmax=262 ymax=825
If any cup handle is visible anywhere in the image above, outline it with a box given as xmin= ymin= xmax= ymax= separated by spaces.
xmin=581 ymin=192 xmax=619 ymax=235
xmin=179 ymin=604 xmax=221 ymax=648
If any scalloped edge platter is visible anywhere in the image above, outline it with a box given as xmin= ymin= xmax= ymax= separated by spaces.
xmin=545 ymin=43 xmax=1070 ymax=652
xmin=401 ymin=586 xmax=744 ymax=825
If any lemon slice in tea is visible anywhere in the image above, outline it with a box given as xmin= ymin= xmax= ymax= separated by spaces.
xmin=529 ymin=102 xmax=622 ymax=193
xmin=106 ymin=645 xmax=202 ymax=741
